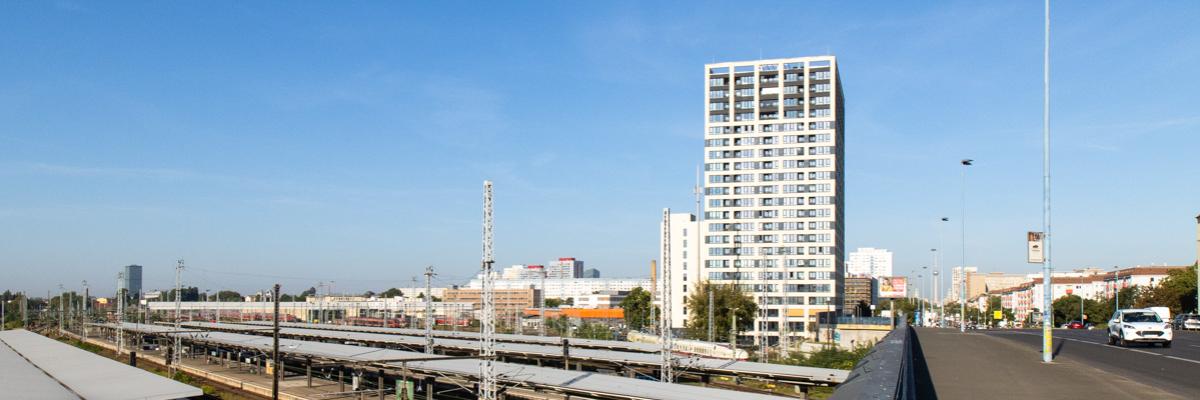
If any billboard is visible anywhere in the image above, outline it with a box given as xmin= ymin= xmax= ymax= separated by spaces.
xmin=1027 ymin=231 xmax=1045 ymax=263
xmin=878 ymin=276 xmax=908 ymax=298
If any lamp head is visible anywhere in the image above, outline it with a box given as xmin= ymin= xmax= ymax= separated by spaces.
xmin=961 ymin=159 xmax=974 ymax=166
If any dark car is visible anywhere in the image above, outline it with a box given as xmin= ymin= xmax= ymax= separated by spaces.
xmin=1067 ymin=321 xmax=1085 ymax=329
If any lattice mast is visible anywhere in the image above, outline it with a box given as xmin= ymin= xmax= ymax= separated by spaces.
xmin=479 ymin=180 xmax=498 ymax=400
xmin=116 ymin=272 xmax=125 ymax=354
xmin=424 ymin=265 xmax=435 ymax=354
xmin=660 ymin=208 xmax=674 ymax=382
xmin=171 ymin=259 xmax=184 ymax=376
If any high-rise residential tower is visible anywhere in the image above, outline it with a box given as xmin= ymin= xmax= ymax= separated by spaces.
xmin=701 ymin=56 xmax=844 ymax=344
xmin=123 ymin=264 xmax=143 ymax=300
xmin=846 ymin=247 xmax=893 ymax=278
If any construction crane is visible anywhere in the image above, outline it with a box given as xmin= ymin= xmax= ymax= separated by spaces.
xmin=479 ymin=180 xmax=498 ymax=400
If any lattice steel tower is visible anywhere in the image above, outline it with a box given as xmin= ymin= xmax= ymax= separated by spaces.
xmin=479 ymin=181 xmax=498 ymax=400
xmin=660 ymin=208 xmax=674 ymax=382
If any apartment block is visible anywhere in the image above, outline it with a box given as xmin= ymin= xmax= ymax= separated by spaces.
xmin=662 ymin=212 xmax=699 ymax=329
xmin=846 ymin=247 xmax=893 ymax=278
xmin=701 ymin=56 xmax=845 ymax=344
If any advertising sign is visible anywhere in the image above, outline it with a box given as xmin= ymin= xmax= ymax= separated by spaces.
xmin=1027 ymin=231 xmax=1045 ymax=263
xmin=878 ymin=276 xmax=908 ymax=298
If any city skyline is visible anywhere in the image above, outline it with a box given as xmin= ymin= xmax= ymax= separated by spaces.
xmin=3 ymin=2 xmax=1199 ymax=296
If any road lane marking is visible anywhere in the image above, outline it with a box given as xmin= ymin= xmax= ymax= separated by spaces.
xmin=1128 ymin=349 xmax=1159 ymax=355
xmin=1164 ymin=356 xmax=1200 ymax=364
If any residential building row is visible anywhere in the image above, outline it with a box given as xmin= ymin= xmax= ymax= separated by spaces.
xmin=968 ymin=265 xmax=1190 ymax=323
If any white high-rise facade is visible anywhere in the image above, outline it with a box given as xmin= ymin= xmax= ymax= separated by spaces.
xmin=662 ymin=212 xmax=699 ymax=330
xmin=846 ymin=247 xmax=893 ymax=278
xmin=701 ymin=56 xmax=845 ymax=344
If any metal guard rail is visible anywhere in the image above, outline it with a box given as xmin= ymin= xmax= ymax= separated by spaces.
xmin=828 ymin=318 xmax=915 ymax=400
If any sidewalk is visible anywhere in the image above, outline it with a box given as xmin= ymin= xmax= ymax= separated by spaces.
xmin=913 ymin=328 xmax=1182 ymax=400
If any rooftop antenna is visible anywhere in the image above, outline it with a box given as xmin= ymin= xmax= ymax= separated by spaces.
xmin=479 ymin=180 xmax=498 ymax=400
xmin=660 ymin=208 xmax=674 ymax=382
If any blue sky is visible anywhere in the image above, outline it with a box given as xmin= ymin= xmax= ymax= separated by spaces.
xmin=2 ymin=1 xmax=1197 ymax=296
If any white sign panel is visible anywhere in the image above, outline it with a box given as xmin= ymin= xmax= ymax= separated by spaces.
xmin=1027 ymin=231 xmax=1045 ymax=263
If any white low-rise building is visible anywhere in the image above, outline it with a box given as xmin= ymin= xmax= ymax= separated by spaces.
xmin=464 ymin=277 xmax=651 ymax=301
xmin=575 ymin=291 xmax=629 ymax=309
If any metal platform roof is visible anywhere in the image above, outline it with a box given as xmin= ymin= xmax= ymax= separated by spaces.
xmin=223 ymin=321 xmax=847 ymax=385
xmin=240 ymin=320 xmax=664 ymax=352
xmin=0 ymin=329 xmax=202 ymax=400
xmin=100 ymin=322 xmax=793 ymax=400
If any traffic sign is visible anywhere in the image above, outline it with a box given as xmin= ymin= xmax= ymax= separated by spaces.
xmin=993 ymin=310 xmax=1003 ymax=320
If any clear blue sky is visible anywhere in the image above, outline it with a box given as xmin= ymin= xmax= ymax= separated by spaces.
xmin=2 ymin=1 xmax=1197 ymax=297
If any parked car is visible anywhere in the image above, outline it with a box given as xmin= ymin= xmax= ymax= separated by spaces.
xmin=1173 ymin=314 xmax=1200 ymax=330
xmin=1108 ymin=309 xmax=1173 ymax=347
xmin=1067 ymin=321 xmax=1084 ymax=329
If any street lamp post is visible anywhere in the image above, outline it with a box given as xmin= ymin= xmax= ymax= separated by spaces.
xmin=938 ymin=216 xmax=949 ymax=327
xmin=960 ymin=159 xmax=973 ymax=333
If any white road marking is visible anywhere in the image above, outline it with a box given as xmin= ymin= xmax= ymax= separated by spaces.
xmin=1164 ymin=356 xmax=1200 ymax=364
xmin=1128 ymin=349 xmax=1159 ymax=355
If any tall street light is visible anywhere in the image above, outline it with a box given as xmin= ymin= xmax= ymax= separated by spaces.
xmin=938 ymin=217 xmax=949 ymax=327
xmin=960 ymin=159 xmax=973 ymax=333
xmin=1040 ymin=0 xmax=1054 ymax=363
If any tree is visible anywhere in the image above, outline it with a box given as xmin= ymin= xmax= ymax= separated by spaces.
xmin=1051 ymin=294 xmax=1112 ymax=326
xmin=575 ymin=322 xmax=614 ymax=340
xmin=380 ymin=288 xmax=404 ymax=298
xmin=216 ymin=290 xmax=242 ymax=302
xmin=300 ymin=287 xmax=318 ymax=297
xmin=683 ymin=282 xmax=758 ymax=340
xmin=544 ymin=298 xmax=564 ymax=308
xmin=362 ymin=290 xmax=376 ymax=298
xmin=1135 ymin=267 xmax=1198 ymax=314
xmin=884 ymin=298 xmax=929 ymax=325
xmin=619 ymin=287 xmax=658 ymax=331
xmin=165 ymin=287 xmax=200 ymax=302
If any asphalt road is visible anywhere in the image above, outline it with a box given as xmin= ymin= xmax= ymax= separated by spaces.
xmin=981 ymin=328 xmax=1200 ymax=396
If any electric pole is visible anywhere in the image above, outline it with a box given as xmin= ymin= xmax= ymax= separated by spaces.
xmin=272 ymin=284 xmax=281 ymax=400
xmin=81 ymin=280 xmax=88 ymax=339
xmin=539 ymin=269 xmax=546 ymax=337
xmin=424 ymin=265 xmax=435 ymax=354
xmin=117 ymin=272 xmax=125 ymax=355
xmin=1040 ymin=0 xmax=1054 ymax=363
xmin=781 ymin=254 xmax=790 ymax=358
xmin=58 ymin=284 xmax=64 ymax=333
xmin=171 ymin=259 xmax=184 ymax=376
xmin=707 ymin=287 xmax=714 ymax=342
xmin=660 ymin=208 xmax=674 ymax=383
xmin=479 ymin=180 xmax=497 ymax=400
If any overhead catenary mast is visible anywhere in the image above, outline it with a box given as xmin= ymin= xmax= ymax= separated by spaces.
xmin=116 ymin=272 xmax=125 ymax=354
xmin=424 ymin=265 xmax=435 ymax=354
xmin=172 ymin=259 xmax=184 ymax=376
xmin=660 ymin=208 xmax=674 ymax=382
xmin=479 ymin=180 xmax=498 ymax=400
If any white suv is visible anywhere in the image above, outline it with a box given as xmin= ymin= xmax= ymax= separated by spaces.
xmin=1108 ymin=309 xmax=1173 ymax=348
